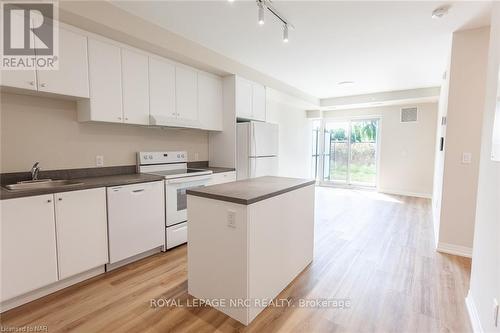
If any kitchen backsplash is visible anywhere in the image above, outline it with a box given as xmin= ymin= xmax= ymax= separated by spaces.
xmin=0 ymin=93 xmax=209 ymax=173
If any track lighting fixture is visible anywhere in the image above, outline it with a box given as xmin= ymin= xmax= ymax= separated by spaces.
xmin=242 ymin=0 xmax=294 ymax=42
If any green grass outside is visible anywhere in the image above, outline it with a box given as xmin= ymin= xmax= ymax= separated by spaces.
xmin=330 ymin=164 xmax=376 ymax=184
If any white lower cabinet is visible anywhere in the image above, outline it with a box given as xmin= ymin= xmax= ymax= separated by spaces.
xmin=54 ymin=188 xmax=108 ymax=280
xmin=0 ymin=188 xmax=108 ymax=303
xmin=207 ymin=171 xmax=237 ymax=186
xmin=0 ymin=195 xmax=58 ymax=302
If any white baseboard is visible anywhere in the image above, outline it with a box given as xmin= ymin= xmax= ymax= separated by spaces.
xmin=377 ymin=188 xmax=432 ymax=199
xmin=0 ymin=266 xmax=105 ymax=313
xmin=437 ymin=242 xmax=473 ymax=258
xmin=466 ymin=292 xmax=483 ymax=333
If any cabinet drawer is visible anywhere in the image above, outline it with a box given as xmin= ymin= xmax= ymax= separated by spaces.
xmin=208 ymin=171 xmax=236 ymax=186
xmin=166 ymin=222 xmax=187 ymax=249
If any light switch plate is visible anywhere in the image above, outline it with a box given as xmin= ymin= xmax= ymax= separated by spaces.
xmin=96 ymin=155 xmax=104 ymax=167
xmin=462 ymin=152 xmax=472 ymax=164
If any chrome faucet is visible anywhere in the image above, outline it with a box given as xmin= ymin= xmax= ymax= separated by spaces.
xmin=31 ymin=162 xmax=40 ymax=181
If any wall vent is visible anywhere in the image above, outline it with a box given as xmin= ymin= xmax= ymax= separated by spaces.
xmin=401 ymin=107 xmax=418 ymax=123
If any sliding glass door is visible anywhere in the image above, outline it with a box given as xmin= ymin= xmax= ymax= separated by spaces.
xmin=315 ymin=118 xmax=379 ymax=187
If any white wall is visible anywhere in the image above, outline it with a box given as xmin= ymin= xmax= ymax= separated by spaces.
xmin=435 ymin=27 xmax=490 ymax=255
xmin=322 ymin=103 xmax=438 ymax=197
xmin=0 ymin=93 xmax=208 ymax=172
xmin=266 ymin=89 xmax=313 ymax=179
xmin=468 ymin=3 xmax=500 ymax=332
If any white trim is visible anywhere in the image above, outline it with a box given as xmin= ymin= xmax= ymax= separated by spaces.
xmin=0 ymin=266 xmax=105 ymax=313
xmin=466 ymin=292 xmax=483 ymax=333
xmin=377 ymin=188 xmax=432 ymax=199
xmin=436 ymin=242 xmax=473 ymax=258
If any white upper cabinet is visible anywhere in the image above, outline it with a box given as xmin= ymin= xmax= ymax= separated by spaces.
xmin=149 ymin=57 xmax=176 ymax=125
xmin=198 ymin=72 xmax=223 ymax=131
xmin=252 ymin=83 xmax=266 ymax=121
xmin=1 ymin=195 xmax=58 ymax=302
xmin=37 ymin=28 xmax=89 ymax=98
xmin=54 ymin=188 xmax=108 ymax=280
xmin=79 ymin=38 xmax=123 ymax=123
xmin=0 ymin=10 xmax=37 ymax=91
xmin=0 ymin=66 xmax=37 ymax=91
xmin=235 ymin=76 xmax=266 ymax=121
xmin=121 ymin=49 xmax=150 ymax=125
xmin=236 ymin=76 xmax=254 ymax=119
xmin=1 ymin=23 xmax=89 ymax=98
xmin=175 ymin=65 xmax=199 ymax=125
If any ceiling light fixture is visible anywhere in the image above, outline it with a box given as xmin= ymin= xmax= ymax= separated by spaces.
xmin=431 ymin=6 xmax=449 ymax=19
xmin=338 ymin=81 xmax=355 ymax=87
xmin=252 ymin=0 xmax=294 ymax=42
xmin=283 ymin=24 xmax=289 ymax=43
xmin=258 ymin=2 xmax=265 ymax=25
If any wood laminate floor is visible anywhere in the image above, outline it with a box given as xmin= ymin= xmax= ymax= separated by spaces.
xmin=0 ymin=187 xmax=472 ymax=332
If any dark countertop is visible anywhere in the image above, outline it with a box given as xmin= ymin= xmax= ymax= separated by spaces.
xmin=0 ymin=162 xmax=235 ymax=201
xmin=0 ymin=173 xmax=165 ymax=200
xmin=186 ymin=176 xmax=315 ymax=205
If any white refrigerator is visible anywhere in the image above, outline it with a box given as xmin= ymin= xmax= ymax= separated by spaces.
xmin=237 ymin=121 xmax=279 ymax=179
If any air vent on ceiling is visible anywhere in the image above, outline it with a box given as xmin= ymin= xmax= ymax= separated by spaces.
xmin=401 ymin=107 xmax=418 ymax=123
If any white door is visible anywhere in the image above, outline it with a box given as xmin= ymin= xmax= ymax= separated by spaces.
xmin=87 ymin=38 xmax=123 ymax=123
xmin=198 ymin=72 xmax=223 ymax=131
xmin=249 ymin=156 xmax=279 ymax=178
xmin=0 ymin=195 xmax=58 ymax=301
xmin=236 ymin=76 xmax=253 ymax=119
xmin=250 ymin=122 xmax=279 ymax=157
xmin=149 ymin=57 xmax=176 ymax=124
xmin=175 ymin=65 xmax=198 ymax=124
xmin=252 ymin=83 xmax=266 ymax=121
xmin=54 ymin=188 xmax=108 ymax=279
xmin=37 ymin=28 xmax=89 ymax=98
xmin=165 ymin=175 xmax=211 ymax=226
xmin=121 ymin=49 xmax=150 ymax=125
xmin=107 ymin=181 xmax=165 ymax=264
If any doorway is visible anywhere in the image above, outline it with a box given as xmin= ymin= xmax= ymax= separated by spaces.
xmin=315 ymin=118 xmax=380 ymax=187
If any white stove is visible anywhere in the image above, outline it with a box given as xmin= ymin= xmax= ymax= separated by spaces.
xmin=137 ymin=151 xmax=213 ymax=250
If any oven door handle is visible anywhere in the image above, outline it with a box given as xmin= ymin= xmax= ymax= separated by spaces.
xmin=166 ymin=174 xmax=212 ymax=184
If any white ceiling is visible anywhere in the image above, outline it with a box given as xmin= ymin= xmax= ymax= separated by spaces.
xmin=112 ymin=1 xmax=492 ymax=99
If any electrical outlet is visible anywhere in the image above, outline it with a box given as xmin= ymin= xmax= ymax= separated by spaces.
xmin=227 ymin=210 xmax=236 ymax=229
xmin=494 ymin=298 xmax=499 ymax=327
xmin=96 ymin=155 xmax=104 ymax=167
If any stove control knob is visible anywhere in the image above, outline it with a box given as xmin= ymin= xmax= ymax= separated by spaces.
xmin=149 ymin=155 xmax=153 ymax=159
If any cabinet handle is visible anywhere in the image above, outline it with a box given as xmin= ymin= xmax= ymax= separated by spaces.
xmin=118 ymin=117 xmax=122 ymax=120
xmin=47 ymin=199 xmax=52 ymax=203
xmin=40 ymin=83 xmax=47 ymax=87
xmin=58 ymin=198 xmax=62 ymax=201
xmin=125 ymin=117 xmax=129 ymax=121
xmin=29 ymin=81 xmax=35 ymax=86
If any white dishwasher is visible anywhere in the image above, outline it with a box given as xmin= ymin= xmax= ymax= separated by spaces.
xmin=107 ymin=181 xmax=165 ymax=265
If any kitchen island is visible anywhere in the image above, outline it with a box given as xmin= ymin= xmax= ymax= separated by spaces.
xmin=186 ymin=176 xmax=315 ymax=325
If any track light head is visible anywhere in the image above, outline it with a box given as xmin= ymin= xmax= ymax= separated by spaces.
xmin=258 ymin=2 xmax=265 ymax=25
xmin=283 ymin=24 xmax=289 ymax=43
